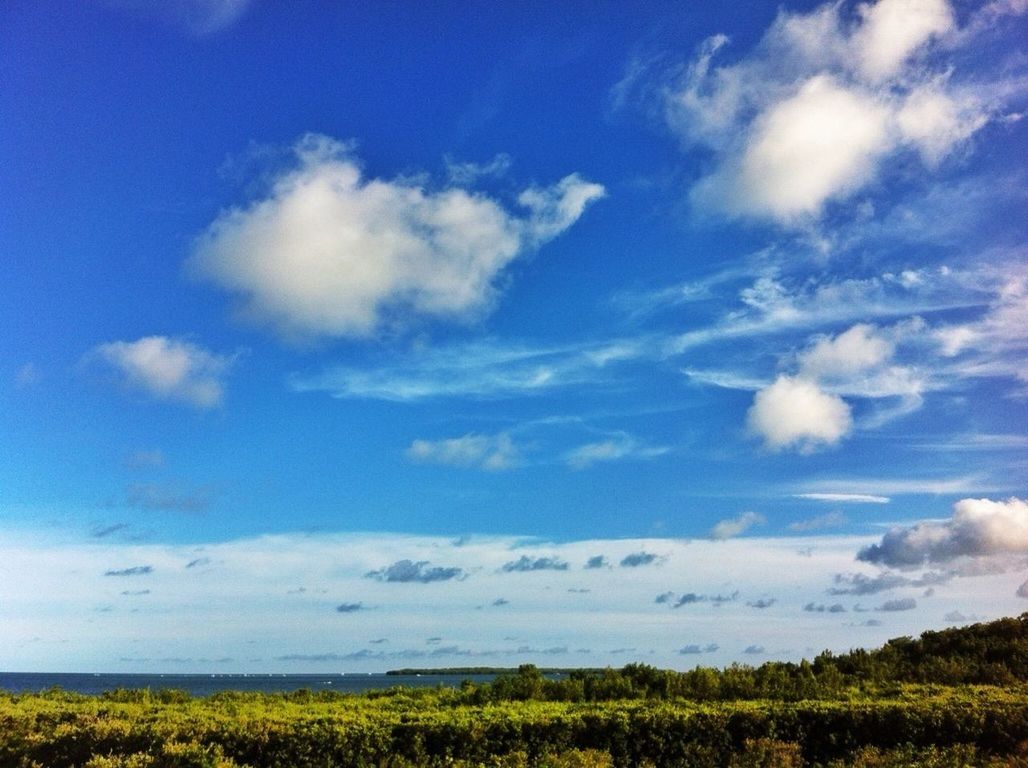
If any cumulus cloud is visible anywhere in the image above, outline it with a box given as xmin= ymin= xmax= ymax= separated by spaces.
xmin=190 ymin=135 xmax=604 ymax=341
xmin=858 ymin=497 xmax=1028 ymax=568
xmin=336 ymin=602 xmax=363 ymax=613
xmin=407 ymin=433 xmax=518 ymax=471
xmin=620 ymin=552 xmax=661 ymax=568
xmin=104 ymin=565 xmax=153 ymax=577
xmin=500 ymin=555 xmax=569 ymax=573
xmin=743 ymin=645 xmax=765 ymax=655
xmin=710 ymin=511 xmax=765 ymax=540
xmin=747 ymin=375 xmax=852 ymax=452
xmin=660 ymin=0 xmax=1005 ymax=223
xmin=93 ymin=336 xmax=234 ymax=409
xmin=365 ymin=559 xmax=465 ymax=583
xmin=585 ymin=555 xmax=610 ymax=569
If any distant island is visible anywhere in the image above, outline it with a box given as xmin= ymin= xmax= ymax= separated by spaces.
xmin=385 ymin=666 xmax=602 ymax=676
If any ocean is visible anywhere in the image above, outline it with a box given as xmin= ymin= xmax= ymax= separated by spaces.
xmin=0 ymin=672 xmax=498 ymax=697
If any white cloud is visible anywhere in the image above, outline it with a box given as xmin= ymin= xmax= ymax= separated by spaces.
xmin=859 ymin=497 xmax=1028 ymax=567
xmin=897 ymin=81 xmax=988 ymax=166
xmin=851 ymin=0 xmax=954 ymax=83
xmin=93 ymin=336 xmax=234 ymax=409
xmin=747 ymin=375 xmax=853 ymax=452
xmin=564 ymin=433 xmax=668 ymax=470
xmin=661 ymin=0 xmax=1009 ymax=224
xmin=190 ymin=135 xmax=604 ymax=341
xmin=797 ymin=474 xmax=997 ymax=496
xmin=407 ymin=433 xmax=518 ymax=471
xmin=798 ymin=323 xmax=895 ymax=379
xmin=692 ymin=75 xmax=892 ymax=221
xmin=290 ymin=338 xmax=650 ymax=401
xmin=710 ymin=511 xmax=765 ymax=540
xmin=794 ymin=493 xmax=890 ymax=504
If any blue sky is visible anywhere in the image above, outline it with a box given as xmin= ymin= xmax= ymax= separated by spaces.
xmin=1 ymin=0 xmax=1027 ymax=673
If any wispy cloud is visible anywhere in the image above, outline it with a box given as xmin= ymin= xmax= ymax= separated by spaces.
xmin=564 ymin=432 xmax=668 ymax=470
xmin=794 ymin=494 xmax=889 ymax=504
xmin=290 ymin=337 xmax=650 ymax=401
xmin=104 ymin=565 xmax=153 ymax=577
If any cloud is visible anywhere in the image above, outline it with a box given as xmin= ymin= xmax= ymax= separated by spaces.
xmin=92 ymin=523 xmax=130 ymax=539
xmin=794 ymin=494 xmax=889 ymax=504
xmin=126 ymin=482 xmax=211 ymax=513
xmin=185 ymin=557 xmax=210 ymax=569
xmin=564 ymin=433 xmax=668 ymax=470
xmin=93 ymin=336 xmax=234 ymax=409
xmin=679 ymin=643 xmax=719 ymax=655
xmin=830 ymin=572 xmax=906 ymax=595
xmin=290 ymin=337 xmax=648 ymax=401
xmin=1017 ymin=580 xmax=1028 ymax=599
xmin=788 ymin=512 xmax=849 ymax=533
xmin=335 ymin=602 xmax=363 ymax=613
xmin=747 ymin=598 xmax=776 ymax=609
xmin=491 ymin=598 xmax=510 ymax=607
xmin=500 ymin=555 xmax=569 ymax=573
xmin=104 ymin=566 xmax=153 ymax=577
xmin=660 ymin=0 xmax=1007 ymax=224
xmin=123 ymin=450 xmax=165 ymax=470
xmin=407 ymin=433 xmax=518 ymax=471
xmin=190 ymin=135 xmax=604 ymax=341
xmin=14 ymin=363 xmax=40 ymax=388
xmin=747 ymin=375 xmax=853 ymax=452
xmin=798 ymin=324 xmax=895 ymax=379
xmin=365 ymin=559 xmax=465 ymax=583
xmin=828 ymin=570 xmax=949 ymax=595
xmin=878 ymin=597 xmax=917 ymax=611
xmin=585 ymin=555 xmax=610 ymax=569
xmin=620 ymin=552 xmax=661 ymax=568
xmin=120 ymin=589 xmax=150 ymax=596
xmin=444 ymin=153 xmax=512 ymax=185
xmin=743 ymin=645 xmax=765 ymax=655
xmin=804 ymin=602 xmax=847 ymax=613
xmin=660 ymin=590 xmax=740 ymax=608
xmin=858 ymin=497 xmax=1028 ymax=567
xmin=105 ymin=0 xmax=252 ymax=35
xmin=710 ymin=511 xmax=765 ymax=540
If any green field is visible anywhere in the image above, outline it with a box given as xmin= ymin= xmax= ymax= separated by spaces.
xmin=4 ymin=615 xmax=1028 ymax=767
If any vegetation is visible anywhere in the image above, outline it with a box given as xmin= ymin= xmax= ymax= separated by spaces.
xmin=4 ymin=614 xmax=1028 ymax=767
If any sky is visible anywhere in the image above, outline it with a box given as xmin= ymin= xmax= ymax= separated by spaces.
xmin=1 ymin=0 xmax=1027 ymax=673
